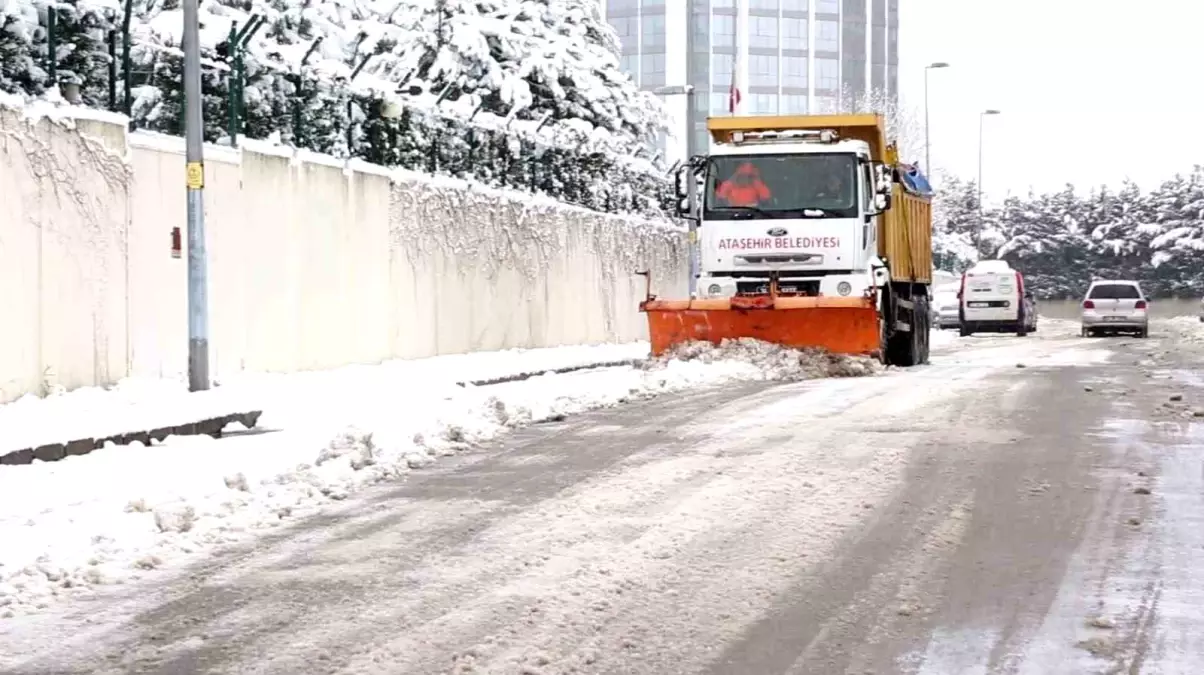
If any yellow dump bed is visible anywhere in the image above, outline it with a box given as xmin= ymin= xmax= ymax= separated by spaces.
xmin=882 ymin=185 xmax=933 ymax=285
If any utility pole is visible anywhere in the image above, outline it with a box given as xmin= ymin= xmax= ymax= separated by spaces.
xmin=923 ymin=62 xmax=949 ymax=176
xmin=183 ymin=0 xmax=210 ymax=391
xmin=684 ymin=0 xmax=699 ymax=297
xmin=976 ymin=109 xmax=1001 ymax=253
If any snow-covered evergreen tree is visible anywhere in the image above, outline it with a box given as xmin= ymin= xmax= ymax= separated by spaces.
xmin=829 ymin=85 xmax=923 ymax=163
xmin=990 ymin=185 xmax=1093 ymax=297
xmin=378 ymin=0 xmax=663 ymax=147
xmin=1145 ymin=167 xmax=1204 ymax=294
xmin=1083 ymin=180 xmax=1151 ymax=281
xmin=0 ymin=2 xmax=41 ymax=95
xmin=929 ymin=172 xmax=978 ymax=272
xmin=0 ymin=0 xmax=671 ymax=216
xmin=47 ymin=0 xmax=116 ymax=105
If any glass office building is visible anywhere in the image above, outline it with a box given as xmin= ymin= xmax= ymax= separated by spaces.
xmin=604 ymin=0 xmax=899 ymax=163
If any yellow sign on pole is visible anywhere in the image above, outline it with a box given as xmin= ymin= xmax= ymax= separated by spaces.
xmin=185 ymin=162 xmax=204 ymax=189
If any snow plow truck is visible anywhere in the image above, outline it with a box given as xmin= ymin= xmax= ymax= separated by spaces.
xmin=639 ymin=113 xmax=935 ymax=366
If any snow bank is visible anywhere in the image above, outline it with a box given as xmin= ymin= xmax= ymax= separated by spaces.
xmin=0 ymin=341 xmax=875 ymax=618
xmin=1158 ymin=316 xmax=1204 ymax=344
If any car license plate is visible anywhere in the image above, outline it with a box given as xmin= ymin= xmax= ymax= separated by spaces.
xmin=968 ymin=302 xmax=989 ymax=308
xmin=1103 ymin=315 xmax=1125 ymax=321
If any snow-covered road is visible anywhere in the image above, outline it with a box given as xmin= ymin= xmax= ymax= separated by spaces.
xmin=3 ymin=320 xmax=1204 ymax=674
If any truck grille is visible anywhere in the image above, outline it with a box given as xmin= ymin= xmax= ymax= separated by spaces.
xmin=736 ymin=280 xmax=821 ymax=296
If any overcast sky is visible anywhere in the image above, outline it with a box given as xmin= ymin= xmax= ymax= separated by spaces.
xmin=898 ymin=0 xmax=1204 ymax=202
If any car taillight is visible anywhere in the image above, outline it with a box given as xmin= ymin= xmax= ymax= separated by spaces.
xmin=1082 ymin=300 xmax=1095 ymax=309
xmin=1135 ymin=300 xmax=1147 ymax=309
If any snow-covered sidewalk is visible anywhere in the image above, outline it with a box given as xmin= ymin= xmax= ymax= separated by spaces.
xmin=0 ymin=343 xmax=650 ymax=457
xmin=0 ymin=340 xmax=876 ymax=618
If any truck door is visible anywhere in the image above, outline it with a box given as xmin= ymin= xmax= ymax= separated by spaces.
xmin=860 ymin=161 xmax=876 ymax=254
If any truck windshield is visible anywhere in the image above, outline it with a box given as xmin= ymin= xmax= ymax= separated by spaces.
xmin=703 ymin=153 xmax=860 ymax=220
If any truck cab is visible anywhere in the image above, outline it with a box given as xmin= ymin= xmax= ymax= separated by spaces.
xmin=678 ymin=124 xmax=894 ymax=303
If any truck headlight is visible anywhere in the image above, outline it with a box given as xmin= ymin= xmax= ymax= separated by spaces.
xmin=837 ymin=281 xmax=852 ymax=296
xmin=708 ymin=284 xmax=722 ymax=296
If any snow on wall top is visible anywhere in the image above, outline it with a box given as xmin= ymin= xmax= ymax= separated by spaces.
xmin=0 ymin=93 xmax=682 ymax=235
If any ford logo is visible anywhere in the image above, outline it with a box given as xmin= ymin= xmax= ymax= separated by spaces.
xmin=766 ymin=227 xmax=787 ymax=237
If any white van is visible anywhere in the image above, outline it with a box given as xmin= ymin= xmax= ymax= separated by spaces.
xmin=958 ymin=260 xmax=1031 ymax=336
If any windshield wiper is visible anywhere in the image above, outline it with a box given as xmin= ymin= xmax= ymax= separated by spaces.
xmin=710 ymin=205 xmax=776 ymax=218
xmin=799 ymin=208 xmax=836 ymax=217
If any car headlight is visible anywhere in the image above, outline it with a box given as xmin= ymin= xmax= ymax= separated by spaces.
xmin=837 ymin=281 xmax=852 ymax=296
xmin=708 ymin=284 xmax=722 ymax=296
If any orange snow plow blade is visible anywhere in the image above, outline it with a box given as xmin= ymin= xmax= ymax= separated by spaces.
xmin=641 ymin=295 xmax=881 ymax=357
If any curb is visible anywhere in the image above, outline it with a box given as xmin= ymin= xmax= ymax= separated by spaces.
xmin=0 ymin=411 xmax=263 ymax=466
xmin=456 ymin=359 xmax=646 ymax=388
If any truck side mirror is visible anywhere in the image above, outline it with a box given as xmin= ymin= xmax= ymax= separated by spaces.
xmin=673 ymin=163 xmax=688 ymax=202
xmin=671 ymin=156 xmax=706 ymax=221
xmin=868 ymin=160 xmax=892 ymax=196
xmin=672 ymin=165 xmax=693 ymax=219
xmin=876 ymin=168 xmax=893 ymax=195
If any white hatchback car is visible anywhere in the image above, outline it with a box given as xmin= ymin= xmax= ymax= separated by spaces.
xmin=933 ymin=288 xmax=961 ymax=329
xmin=1080 ymin=280 xmax=1149 ymax=338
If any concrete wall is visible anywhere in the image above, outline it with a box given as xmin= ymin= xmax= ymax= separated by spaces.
xmin=0 ymin=104 xmax=687 ymax=402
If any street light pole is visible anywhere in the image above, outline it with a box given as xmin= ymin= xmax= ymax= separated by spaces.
xmin=683 ymin=0 xmax=699 ymax=297
xmin=923 ymin=62 xmax=949 ymax=177
xmin=976 ymin=108 xmax=1001 ymax=253
xmin=182 ymin=0 xmax=210 ymax=391
xmin=655 ymin=4 xmax=701 ymax=299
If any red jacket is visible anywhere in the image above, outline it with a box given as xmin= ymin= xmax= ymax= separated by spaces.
xmin=717 ymin=163 xmax=771 ymax=206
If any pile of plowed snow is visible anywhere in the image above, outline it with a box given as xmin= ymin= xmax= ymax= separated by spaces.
xmin=0 ymin=340 xmax=875 ymax=618
xmin=656 ymin=338 xmax=879 ymax=380
xmin=1159 ymin=315 xmax=1204 ymax=343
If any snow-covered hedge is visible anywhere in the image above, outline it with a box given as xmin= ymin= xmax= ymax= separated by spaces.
xmin=0 ymin=0 xmax=672 ymax=215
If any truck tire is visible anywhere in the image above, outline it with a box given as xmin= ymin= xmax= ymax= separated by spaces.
xmin=916 ymin=296 xmax=932 ymax=364
xmin=886 ymin=329 xmax=918 ymax=366
xmin=885 ymin=287 xmax=922 ymax=367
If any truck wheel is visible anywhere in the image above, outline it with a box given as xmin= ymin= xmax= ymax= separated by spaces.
xmin=886 ymin=328 xmax=919 ymax=366
xmin=875 ymin=290 xmax=891 ymax=365
xmin=877 ymin=316 xmax=889 ymax=365
xmin=917 ymin=297 xmax=932 ymax=364
xmin=885 ymin=295 xmax=921 ymax=367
